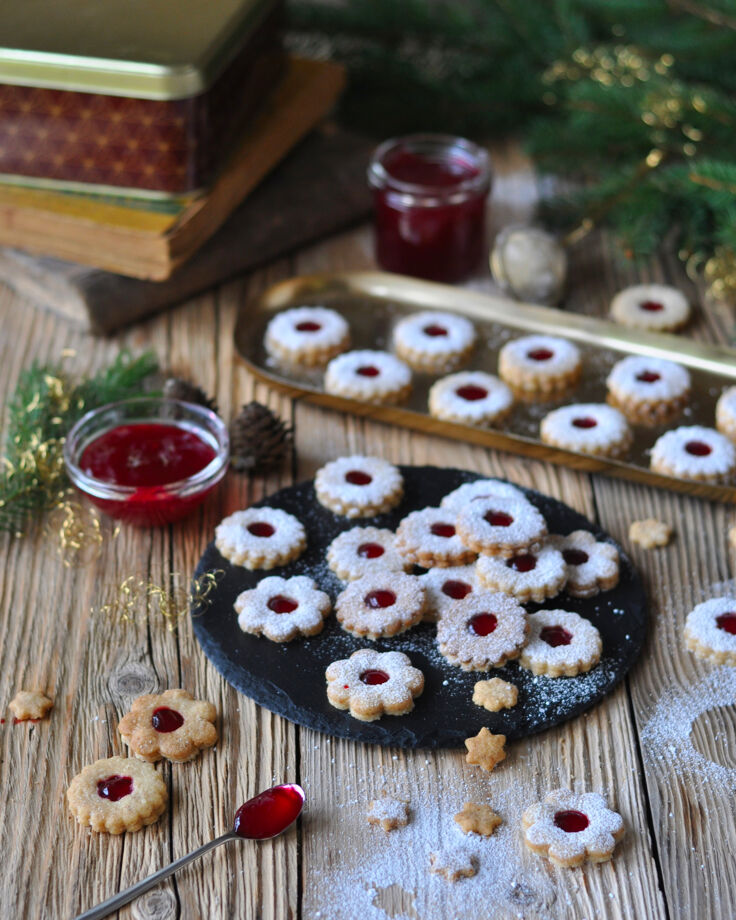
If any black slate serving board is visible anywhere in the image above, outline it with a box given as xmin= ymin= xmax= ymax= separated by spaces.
xmin=191 ymin=467 xmax=647 ymax=749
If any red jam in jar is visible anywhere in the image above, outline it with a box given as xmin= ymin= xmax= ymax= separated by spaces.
xmin=368 ymin=134 xmax=491 ymax=282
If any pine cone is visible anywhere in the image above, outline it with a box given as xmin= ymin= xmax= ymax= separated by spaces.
xmin=163 ymin=377 xmax=218 ymax=413
xmin=230 ymin=402 xmax=293 ymax=473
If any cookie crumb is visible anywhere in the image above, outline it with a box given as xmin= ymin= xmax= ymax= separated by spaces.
xmin=729 ymin=525 xmax=736 ymax=550
xmin=464 ymin=727 xmax=506 ymax=772
xmin=454 ymin=802 xmax=502 ymax=836
xmin=472 ymin=678 xmax=518 ymax=712
xmin=9 ymin=690 xmax=53 ymax=721
xmin=629 ymin=518 xmax=672 ymax=549
xmin=367 ymin=796 xmax=409 ymax=832
xmin=429 ymin=846 xmax=478 ymax=881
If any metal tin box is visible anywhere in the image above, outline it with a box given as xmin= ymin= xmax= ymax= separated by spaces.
xmin=0 ymin=0 xmax=284 ymax=197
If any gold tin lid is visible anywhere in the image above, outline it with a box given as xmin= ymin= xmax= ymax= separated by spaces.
xmin=0 ymin=0 xmax=275 ymax=99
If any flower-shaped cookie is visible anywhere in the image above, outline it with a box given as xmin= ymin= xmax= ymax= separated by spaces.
xmin=546 ymin=530 xmax=620 ymax=598
xmin=325 ymin=649 xmax=424 ymax=721
xmin=519 ymin=610 xmax=601 ymax=677
xmin=235 ymin=575 xmax=331 ymax=642
xmin=522 ymin=788 xmax=624 ymax=868
xmin=118 ymin=689 xmax=218 ymax=763
xmin=395 ymin=506 xmax=477 ymax=568
xmin=67 ymin=756 xmax=167 ymax=834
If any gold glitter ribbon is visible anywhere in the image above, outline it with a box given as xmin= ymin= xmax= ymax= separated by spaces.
xmin=44 ymin=498 xmax=107 ymax=568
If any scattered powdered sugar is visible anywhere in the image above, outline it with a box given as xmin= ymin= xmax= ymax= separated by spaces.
xmin=367 ymin=796 xmax=410 ymax=831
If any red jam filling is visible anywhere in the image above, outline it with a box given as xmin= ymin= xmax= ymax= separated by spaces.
xmin=357 ymin=542 xmax=385 ymax=559
xmin=685 ymin=440 xmax=712 ymax=456
xmin=267 ymin=596 xmax=299 ymax=614
xmin=485 ymin=510 xmax=514 ymax=527
xmin=151 ymin=707 xmax=185 ymax=733
xmin=295 ymin=321 xmax=322 ymax=332
xmin=640 ymin=300 xmax=664 ymax=312
xmin=359 ymin=669 xmax=390 ymax=685
xmin=540 ymin=625 xmax=573 ymax=647
xmin=572 ymin=417 xmax=597 ymax=429
xmin=357 ymin=365 xmax=380 ymax=377
xmin=97 ymin=774 xmax=134 ymax=801
xmin=636 ymin=370 xmax=661 ymax=383
xmin=430 ymin=522 xmax=456 ymax=538
xmin=507 ymin=553 xmax=537 ymax=572
xmin=345 ymin=470 xmax=373 ymax=486
xmin=563 ymin=548 xmax=589 ymax=566
xmin=468 ymin=612 xmax=498 ymax=636
xmin=423 ymin=324 xmax=448 ymax=337
xmin=527 ymin=348 xmax=554 ymax=362
xmin=364 ymin=590 xmax=396 ymax=609
xmin=233 ymin=785 xmax=304 ymax=840
xmin=455 ymin=385 xmax=488 ymax=402
xmin=553 ymin=810 xmax=590 ymax=833
xmin=442 ymin=579 xmax=472 ymax=599
xmin=248 ymin=522 xmax=275 ymax=538
xmin=716 ymin=612 xmax=736 ymax=635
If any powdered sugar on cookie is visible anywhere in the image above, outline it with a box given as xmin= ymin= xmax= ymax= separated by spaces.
xmin=315 ymin=455 xmax=403 ymax=518
xmin=235 ymin=575 xmax=331 ymax=642
xmin=476 ymin=542 xmax=567 ymax=603
xmin=327 ymin=526 xmax=409 ymax=581
xmin=215 ymin=507 xmax=306 ymax=569
xmin=429 ymin=371 xmax=513 ymax=426
xmin=650 ymin=425 xmax=736 ymax=483
xmin=326 ymin=648 xmax=424 ymax=720
xmin=325 ymin=350 xmax=412 ymax=404
xmin=540 ymin=403 xmax=632 ymax=458
xmin=436 ymin=592 xmax=528 ymax=670
xmin=684 ymin=596 xmax=736 ymax=665
xmin=547 ymin=530 xmax=620 ymax=598
xmin=393 ymin=311 xmax=475 ymax=372
xmin=520 ymin=609 xmax=602 ymax=677
xmin=395 ymin=506 xmax=477 ymax=568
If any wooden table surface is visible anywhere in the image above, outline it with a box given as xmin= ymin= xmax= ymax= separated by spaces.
xmin=2 ymin=143 xmax=735 ymax=920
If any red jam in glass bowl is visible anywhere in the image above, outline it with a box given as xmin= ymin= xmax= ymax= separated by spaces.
xmin=64 ymin=397 xmax=229 ymax=526
xmin=368 ymin=134 xmax=492 ymax=282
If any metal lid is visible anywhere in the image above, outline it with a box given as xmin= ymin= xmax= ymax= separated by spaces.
xmin=0 ymin=0 xmax=275 ymax=99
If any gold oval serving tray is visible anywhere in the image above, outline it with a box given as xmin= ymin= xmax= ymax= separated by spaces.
xmin=234 ymin=271 xmax=736 ymax=503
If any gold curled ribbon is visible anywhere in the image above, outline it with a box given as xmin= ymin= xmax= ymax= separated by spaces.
xmin=44 ymin=498 xmax=107 ymax=568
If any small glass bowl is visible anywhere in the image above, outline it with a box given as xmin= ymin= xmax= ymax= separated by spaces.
xmin=64 ymin=397 xmax=230 ymax=526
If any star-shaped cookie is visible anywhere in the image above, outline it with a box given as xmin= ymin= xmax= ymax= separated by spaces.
xmin=454 ymin=802 xmax=502 ymax=836
xmin=472 ymin=678 xmax=518 ymax=712
xmin=464 ymin=727 xmax=506 ymax=772
xmin=9 ymin=689 xmax=53 ymax=721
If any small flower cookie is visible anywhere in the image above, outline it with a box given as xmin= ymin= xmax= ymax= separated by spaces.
xmin=499 ymin=334 xmax=582 ymax=394
xmin=215 ymin=507 xmax=306 ymax=570
xmin=716 ymin=386 xmax=736 ymax=442
xmin=606 ymin=354 xmax=690 ymax=424
xmin=684 ymin=596 xmax=736 ymax=665
xmin=395 ymin=507 xmax=477 ymax=568
xmin=547 ymin=530 xmax=620 ymax=598
xmin=393 ymin=310 xmax=476 ymax=373
xmin=456 ymin=495 xmax=547 ymax=559
xmin=650 ymin=425 xmax=736 ymax=484
xmin=464 ymin=726 xmax=506 ymax=772
xmin=367 ymin=795 xmax=410 ymax=831
xmin=440 ymin=478 xmax=529 ymax=511
xmin=325 ymin=349 xmax=412 ymax=405
xmin=476 ymin=543 xmax=567 ymax=603
xmin=522 ymin=788 xmax=625 ymax=868
xmin=67 ymin=756 xmax=167 ymax=834
xmin=118 ymin=689 xmax=218 ymax=763
xmin=429 ymin=847 xmax=478 ymax=881
xmin=610 ymin=283 xmax=690 ymax=332
xmin=315 ymin=455 xmax=403 ymax=518
xmin=264 ymin=306 xmax=350 ymax=367
xmin=325 ymin=649 xmax=424 ymax=721
xmin=326 ymin=526 xmax=409 ymax=581
xmin=628 ymin=519 xmax=672 ymax=549
xmin=336 ymin=572 xmax=426 ymax=639
xmin=472 ymin=677 xmax=518 ymax=712
xmin=540 ymin=403 xmax=632 ymax=459
xmin=420 ymin=565 xmax=480 ymax=622
xmin=454 ymin=802 xmax=502 ymax=836
xmin=520 ymin=610 xmax=602 ymax=677
xmin=428 ymin=371 xmax=513 ymax=427
xmin=436 ymin=592 xmax=528 ymax=670
xmin=235 ymin=575 xmax=331 ymax=642
xmin=8 ymin=689 xmax=53 ymax=721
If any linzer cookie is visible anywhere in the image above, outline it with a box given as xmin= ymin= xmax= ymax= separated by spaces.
xmin=606 ymin=354 xmax=690 ymax=424
xmin=650 ymin=425 xmax=736 ymax=484
xmin=325 ymin=649 xmax=424 ymax=720
xmin=215 ymin=507 xmax=306 ymax=569
xmin=335 ymin=572 xmax=426 ymax=639
xmin=118 ymin=689 xmax=217 ymax=763
xmin=716 ymin=386 xmax=736 ymax=442
xmin=264 ymin=306 xmax=350 ymax=367
xmin=520 ymin=609 xmax=602 ymax=677
xmin=476 ymin=542 xmax=567 ymax=603
xmin=610 ymin=283 xmax=690 ymax=331
xmin=395 ymin=507 xmax=477 ymax=568
xmin=235 ymin=575 xmax=331 ymax=642
xmin=547 ymin=530 xmax=620 ymax=598
xmin=499 ymin=334 xmax=581 ymax=394
xmin=326 ymin=526 xmax=409 ymax=581
xmin=440 ymin=478 xmax=529 ymax=511
xmin=522 ymin=788 xmax=624 ymax=868
xmin=393 ymin=310 xmax=475 ymax=373
xmin=684 ymin=596 xmax=736 ymax=665
xmin=428 ymin=371 xmax=513 ymax=426
xmin=540 ymin=403 xmax=632 ymax=459
xmin=67 ymin=756 xmax=167 ymax=834
xmin=324 ymin=349 xmax=412 ymax=405
xmin=456 ymin=495 xmax=547 ymax=558
xmin=315 ymin=455 xmax=403 ymax=518
xmin=436 ymin=592 xmax=528 ymax=670
xmin=420 ymin=565 xmax=480 ymax=622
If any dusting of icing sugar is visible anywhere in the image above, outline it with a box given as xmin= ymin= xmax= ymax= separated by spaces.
xmin=395 ymin=506 xmax=475 ymax=565
xmin=476 ymin=543 xmax=566 ymax=602
xmin=440 ymin=479 xmax=528 ymax=511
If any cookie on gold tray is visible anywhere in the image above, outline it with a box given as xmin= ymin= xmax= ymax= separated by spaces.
xmin=315 ymin=455 xmax=403 ymax=519
xmin=335 ymin=572 xmax=426 ymax=639
xmin=436 ymin=592 xmax=528 ymax=671
xmin=215 ymin=507 xmax=306 ymax=570
xmin=324 ymin=349 xmax=412 ymax=405
xmin=498 ymin=334 xmax=581 ymax=394
xmin=393 ymin=310 xmax=475 ymax=373
xmin=118 ymin=689 xmax=217 ymax=763
xmin=326 ymin=526 xmax=409 ymax=581
xmin=326 ymin=649 xmax=424 ymax=721
xmin=650 ymin=425 xmax=736 ymax=484
xmin=67 ymin=756 xmax=167 ymax=834
xmin=264 ymin=306 xmax=350 ymax=367
xmin=395 ymin=506 xmax=477 ymax=568
xmin=540 ymin=403 xmax=632 ymax=459
xmin=716 ymin=386 xmax=736 ymax=442
xmin=235 ymin=575 xmax=331 ymax=642
xmin=519 ymin=609 xmax=602 ymax=677
xmin=684 ymin=596 xmax=736 ymax=665
xmin=475 ymin=542 xmax=567 ymax=603
xmin=547 ymin=530 xmax=620 ymax=598
xmin=606 ymin=354 xmax=690 ymax=425
xmin=610 ymin=283 xmax=690 ymax=332
xmin=428 ymin=371 xmax=513 ymax=427
xmin=456 ymin=495 xmax=547 ymax=559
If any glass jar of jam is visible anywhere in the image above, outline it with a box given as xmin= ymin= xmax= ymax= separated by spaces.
xmin=368 ymin=134 xmax=492 ymax=283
